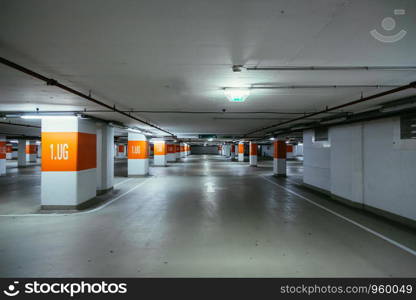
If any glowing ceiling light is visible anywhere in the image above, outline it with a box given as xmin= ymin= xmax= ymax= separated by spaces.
xmin=223 ymin=88 xmax=250 ymax=102
xmin=21 ymin=115 xmax=77 ymax=119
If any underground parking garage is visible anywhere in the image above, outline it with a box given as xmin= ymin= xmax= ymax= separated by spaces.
xmin=0 ymin=0 xmax=416 ymax=295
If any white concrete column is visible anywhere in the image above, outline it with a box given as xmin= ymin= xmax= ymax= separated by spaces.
xmin=167 ymin=142 xmax=176 ymax=162
xmin=96 ymin=124 xmax=114 ymax=194
xmin=41 ymin=117 xmax=97 ymax=209
xmin=26 ymin=140 xmax=37 ymax=162
xmin=17 ymin=139 xmax=27 ymax=167
xmin=37 ymin=142 xmax=42 ymax=158
xmin=230 ymin=144 xmax=236 ymax=160
xmin=0 ymin=136 xmax=6 ymax=176
xmin=154 ymin=140 xmax=167 ymax=166
xmin=273 ymin=140 xmax=287 ymax=177
xmin=6 ymin=143 xmax=13 ymax=160
xmin=238 ymin=142 xmax=244 ymax=162
xmin=128 ymin=132 xmax=149 ymax=176
xmin=249 ymin=142 xmax=258 ymax=166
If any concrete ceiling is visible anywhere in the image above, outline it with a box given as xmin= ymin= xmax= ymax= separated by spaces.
xmin=1 ymin=0 xmax=416 ymax=138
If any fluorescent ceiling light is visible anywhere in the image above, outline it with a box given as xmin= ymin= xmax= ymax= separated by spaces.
xmin=381 ymin=102 xmax=416 ymax=113
xmin=269 ymin=137 xmax=275 ymax=141
xmin=208 ymin=138 xmax=213 ymax=141
xmin=223 ymin=88 xmax=250 ymax=102
xmin=21 ymin=115 xmax=77 ymax=119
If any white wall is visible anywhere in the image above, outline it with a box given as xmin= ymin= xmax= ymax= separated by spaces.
xmin=303 ymin=117 xmax=416 ymax=221
xmin=303 ymin=130 xmax=331 ymax=191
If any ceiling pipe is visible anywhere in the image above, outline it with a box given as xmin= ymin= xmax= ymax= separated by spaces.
xmin=234 ymin=65 xmax=416 ymax=72
xmin=0 ymin=57 xmax=174 ymax=136
xmin=0 ymin=121 xmax=41 ymax=129
xmin=224 ymin=85 xmax=401 ymax=89
xmin=244 ymin=81 xmax=416 ymax=137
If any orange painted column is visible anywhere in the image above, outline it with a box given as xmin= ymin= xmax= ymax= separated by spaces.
xmin=230 ymin=144 xmax=236 ymax=160
xmin=128 ymin=132 xmax=149 ymax=176
xmin=174 ymin=143 xmax=179 ymax=161
xmin=154 ymin=140 xmax=167 ymax=166
xmin=166 ymin=142 xmax=176 ymax=162
xmin=180 ymin=143 xmax=185 ymax=158
xmin=6 ymin=144 xmax=13 ymax=160
xmin=249 ymin=142 xmax=258 ymax=166
xmin=41 ymin=117 xmax=97 ymax=208
xmin=238 ymin=142 xmax=244 ymax=162
xmin=0 ymin=136 xmax=6 ymax=175
xmin=26 ymin=140 xmax=37 ymax=162
xmin=273 ymin=140 xmax=287 ymax=177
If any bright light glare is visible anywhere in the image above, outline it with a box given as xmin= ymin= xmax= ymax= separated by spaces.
xmin=21 ymin=115 xmax=77 ymax=119
xmin=208 ymin=138 xmax=213 ymax=141
xmin=269 ymin=137 xmax=275 ymax=141
xmin=223 ymin=88 xmax=250 ymax=102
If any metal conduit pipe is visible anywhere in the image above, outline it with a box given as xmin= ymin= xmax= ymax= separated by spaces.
xmin=244 ymin=81 xmax=416 ymax=137
xmin=241 ymin=65 xmax=416 ymax=71
xmin=0 ymin=57 xmax=174 ymax=136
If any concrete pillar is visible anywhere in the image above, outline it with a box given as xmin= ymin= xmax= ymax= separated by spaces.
xmin=6 ymin=143 xmax=13 ymax=160
xmin=17 ymin=139 xmax=27 ymax=167
xmin=273 ymin=140 xmax=287 ymax=177
xmin=0 ymin=136 xmax=6 ymax=175
xmin=37 ymin=142 xmax=42 ymax=158
xmin=96 ymin=124 xmax=114 ymax=194
xmin=26 ymin=140 xmax=37 ymax=162
xmin=128 ymin=132 xmax=149 ymax=176
xmin=154 ymin=140 xmax=167 ymax=166
xmin=249 ymin=142 xmax=258 ymax=166
xmin=167 ymin=142 xmax=176 ymax=162
xmin=180 ymin=142 xmax=185 ymax=158
xmin=186 ymin=144 xmax=191 ymax=156
xmin=286 ymin=144 xmax=294 ymax=159
xmin=41 ymin=117 xmax=97 ymax=209
xmin=175 ymin=144 xmax=180 ymax=160
xmin=230 ymin=144 xmax=236 ymax=160
xmin=116 ymin=144 xmax=126 ymax=158
xmin=238 ymin=142 xmax=244 ymax=162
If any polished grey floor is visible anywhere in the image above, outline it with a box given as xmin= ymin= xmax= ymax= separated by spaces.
xmin=0 ymin=155 xmax=415 ymax=277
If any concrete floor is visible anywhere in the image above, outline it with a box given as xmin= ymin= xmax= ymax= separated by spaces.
xmin=0 ymin=155 xmax=415 ymax=277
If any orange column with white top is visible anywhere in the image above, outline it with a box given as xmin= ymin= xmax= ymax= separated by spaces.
xmin=128 ymin=132 xmax=149 ymax=176
xmin=273 ymin=140 xmax=287 ymax=177
xmin=41 ymin=117 xmax=97 ymax=209
xmin=238 ymin=142 xmax=244 ymax=162
xmin=249 ymin=142 xmax=258 ymax=166
xmin=154 ymin=140 xmax=167 ymax=166
xmin=0 ymin=136 xmax=6 ymax=175
xmin=26 ymin=140 xmax=37 ymax=162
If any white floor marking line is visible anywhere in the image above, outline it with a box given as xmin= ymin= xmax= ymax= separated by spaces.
xmin=114 ymin=177 xmax=133 ymax=187
xmin=261 ymin=176 xmax=416 ymax=257
xmin=0 ymin=177 xmax=152 ymax=217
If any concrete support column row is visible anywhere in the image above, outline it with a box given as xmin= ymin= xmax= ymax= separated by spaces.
xmin=273 ymin=140 xmax=287 ymax=177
